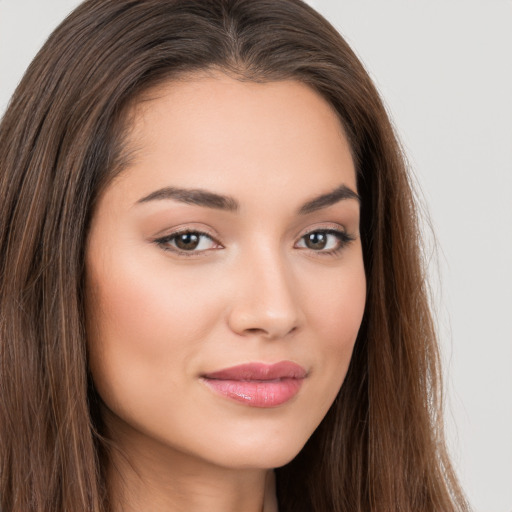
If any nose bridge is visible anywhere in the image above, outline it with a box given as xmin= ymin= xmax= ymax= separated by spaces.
xmin=228 ymin=240 xmax=301 ymax=339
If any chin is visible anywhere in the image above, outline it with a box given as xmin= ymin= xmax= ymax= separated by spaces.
xmin=197 ymin=426 xmax=312 ymax=470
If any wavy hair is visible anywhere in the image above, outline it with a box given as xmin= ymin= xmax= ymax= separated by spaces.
xmin=0 ymin=1 xmax=469 ymax=511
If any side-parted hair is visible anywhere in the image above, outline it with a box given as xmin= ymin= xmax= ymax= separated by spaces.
xmin=0 ymin=1 xmax=469 ymax=511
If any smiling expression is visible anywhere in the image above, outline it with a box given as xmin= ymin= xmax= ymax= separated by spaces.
xmin=85 ymin=74 xmax=366 ymax=470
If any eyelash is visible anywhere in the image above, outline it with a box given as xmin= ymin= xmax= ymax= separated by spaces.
xmin=296 ymin=229 xmax=355 ymax=256
xmin=154 ymin=229 xmax=221 ymax=257
xmin=154 ymin=228 xmax=355 ymax=257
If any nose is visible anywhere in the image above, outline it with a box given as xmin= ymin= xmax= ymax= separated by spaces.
xmin=226 ymin=248 xmax=302 ymax=340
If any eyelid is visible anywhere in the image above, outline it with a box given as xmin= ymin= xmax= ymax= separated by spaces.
xmin=151 ymin=222 xmax=219 ymax=240
xmin=153 ymin=227 xmax=223 ymax=256
xmin=294 ymin=223 xmax=356 ymax=255
xmin=295 ymin=222 xmax=348 ymax=239
xmin=152 ymin=222 xmax=356 ymax=258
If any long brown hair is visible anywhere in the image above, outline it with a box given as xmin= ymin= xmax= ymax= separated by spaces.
xmin=0 ymin=1 xmax=469 ymax=511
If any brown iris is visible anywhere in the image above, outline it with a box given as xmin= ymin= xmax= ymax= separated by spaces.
xmin=304 ymin=232 xmax=328 ymax=250
xmin=175 ymin=233 xmax=201 ymax=251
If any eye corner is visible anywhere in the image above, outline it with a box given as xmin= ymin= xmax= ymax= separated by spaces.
xmin=153 ymin=228 xmax=223 ymax=257
xmin=295 ymin=227 xmax=356 ymax=255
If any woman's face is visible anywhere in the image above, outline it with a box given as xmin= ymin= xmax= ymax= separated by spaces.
xmin=85 ymin=74 xmax=366 ymax=470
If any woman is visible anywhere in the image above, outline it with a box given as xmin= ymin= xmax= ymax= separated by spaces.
xmin=0 ymin=0 xmax=470 ymax=511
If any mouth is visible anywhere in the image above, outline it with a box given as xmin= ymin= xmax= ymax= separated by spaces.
xmin=201 ymin=361 xmax=307 ymax=408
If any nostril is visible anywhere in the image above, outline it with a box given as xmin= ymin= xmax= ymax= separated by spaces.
xmin=226 ymin=274 xmax=302 ymax=339
xmin=245 ymin=328 xmax=265 ymax=335
xmin=242 ymin=325 xmax=298 ymax=339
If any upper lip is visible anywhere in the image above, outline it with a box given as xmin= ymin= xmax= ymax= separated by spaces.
xmin=202 ymin=361 xmax=307 ymax=381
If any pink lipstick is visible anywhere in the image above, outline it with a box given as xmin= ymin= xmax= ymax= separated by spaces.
xmin=202 ymin=361 xmax=306 ymax=408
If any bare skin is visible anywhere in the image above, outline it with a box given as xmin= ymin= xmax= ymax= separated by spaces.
xmin=85 ymin=73 xmax=366 ymax=512
xmin=104 ymin=413 xmax=276 ymax=511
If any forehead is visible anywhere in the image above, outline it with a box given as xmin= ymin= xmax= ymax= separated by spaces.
xmin=115 ymin=73 xmax=356 ymax=206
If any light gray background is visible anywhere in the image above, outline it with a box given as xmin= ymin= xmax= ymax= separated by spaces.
xmin=1 ymin=1 xmax=511 ymax=511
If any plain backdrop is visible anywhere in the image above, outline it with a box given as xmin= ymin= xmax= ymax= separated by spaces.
xmin=1 ymin=1 xmax=511 ymax=511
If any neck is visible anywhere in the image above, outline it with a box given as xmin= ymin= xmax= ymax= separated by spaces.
xmin=104 ymin=417 xmax=278 ymax=512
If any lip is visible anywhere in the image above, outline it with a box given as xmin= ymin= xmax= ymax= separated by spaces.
xmin=201 ymin=361 xmax=307 ymax=408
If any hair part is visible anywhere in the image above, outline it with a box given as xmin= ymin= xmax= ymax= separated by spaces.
xmin=0 ymin=1 xmax=469 ymax=511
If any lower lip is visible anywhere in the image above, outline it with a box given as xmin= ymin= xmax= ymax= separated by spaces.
xmin=202 ymin=378 xmax=304 ymax=407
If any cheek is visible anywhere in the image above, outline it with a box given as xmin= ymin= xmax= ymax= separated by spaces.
xmin=306 ymin=248 xmax=366 ymax=344
xmin=300 ymin=253 xmax=366 ymax=408
xmin=84 ymin=248 xmax=221 ymax=407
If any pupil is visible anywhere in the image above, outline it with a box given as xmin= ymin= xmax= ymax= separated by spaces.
xmin=176 ymin=233 xmax=200 ymax=250
xmin=306 ymin=232 xmax=327 ymax=250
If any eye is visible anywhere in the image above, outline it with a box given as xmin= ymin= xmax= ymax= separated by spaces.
xmin=155 ymin=230 xmax=220 ymax=254
xmin=296 ymin=229 xmax=354 ymax=254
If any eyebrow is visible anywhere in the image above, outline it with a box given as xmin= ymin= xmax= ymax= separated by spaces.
xmin=137 ymin=187 xmax=239 ymax=211
xmin=136 ymin=183 xmax=360 ymax=214
xmin=298 ymin=184 xmax=360 ymax=214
